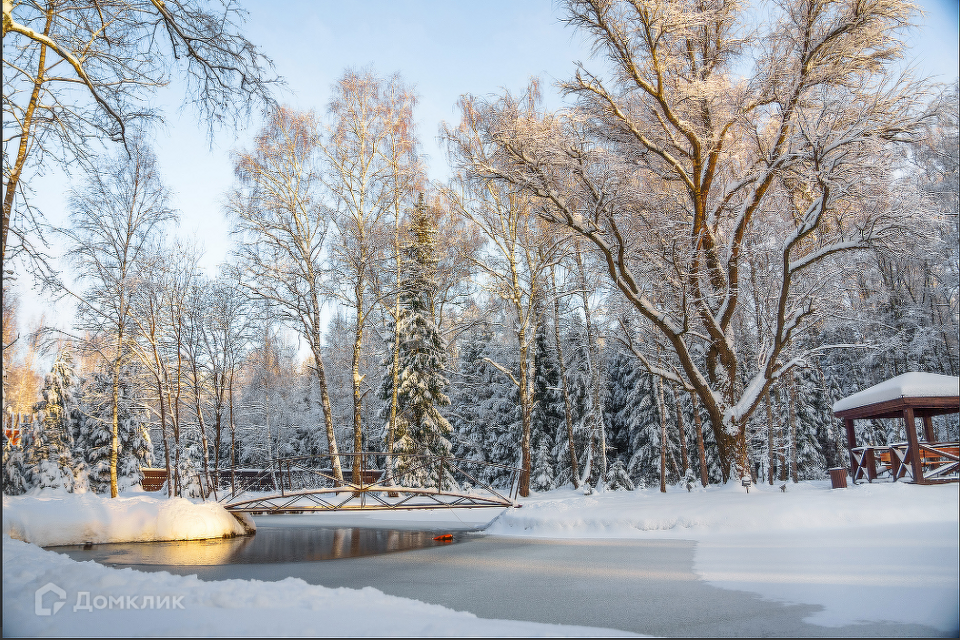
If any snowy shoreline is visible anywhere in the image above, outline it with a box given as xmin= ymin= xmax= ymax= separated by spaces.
xmin=2 ymin=490 xmax=255 ymax=547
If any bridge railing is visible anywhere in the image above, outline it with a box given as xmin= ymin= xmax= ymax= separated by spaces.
xmin=213 ymin=451 xmax=521 ymax=509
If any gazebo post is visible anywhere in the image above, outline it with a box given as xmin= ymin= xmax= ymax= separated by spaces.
xmin=843 ymin=418 xmax=857 ymax=450
xmin=921 ymin=414 xmax=935 ymax=443
xmin=903 ymin=407 xmax=925 ymax=485
xmin=843 ymin=418 xmax=863 ymax=482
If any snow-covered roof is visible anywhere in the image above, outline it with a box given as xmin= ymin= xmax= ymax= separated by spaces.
xmin=832 ymin=372 xmax=960 ymax=413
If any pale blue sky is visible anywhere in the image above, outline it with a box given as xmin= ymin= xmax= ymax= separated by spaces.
xmin=15 ymin=0 xmax=960 ymax=335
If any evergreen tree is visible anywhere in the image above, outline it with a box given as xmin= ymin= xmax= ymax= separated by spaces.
xmin=562 ymin=315 xmax=601 ymax=486
xmin=623 ymin=371 xmax=662 ymax=487
xmin=604 ymin=458 xmax=635 ymax=491
xmin=28 ymin=348 xmax=84 ymax=491
xmin=2 ymin=432 xmax=28 ymax=495
xmin=793 ymin=366 xmax=833 ymax=478
xmin=449 ymin=323 xmax=522 ymax=488
xmin=531 ymin=437 xmax=554 ymax=492
xmin=482 ymin=342 xmax=523 ymax=488
xmin=604 ymin=349 xmax=638 ymax=469
xmin=529 ymin=321 xmax=562 ymax=491
xmin=450 ymin=326 xmax=501 ymax=478
xmin=601 ymin=348 xmax=668 ymax=487
xmin=79 ymin=368 xmax=153 ymax=494
xmin=169 ymin=438 xmax=205 ymax=498
xmin=381 ymin=195 xmax=453 ymax=487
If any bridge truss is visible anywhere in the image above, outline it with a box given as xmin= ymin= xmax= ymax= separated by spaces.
xmin=212 ymin=452 xmax=522 ymax=514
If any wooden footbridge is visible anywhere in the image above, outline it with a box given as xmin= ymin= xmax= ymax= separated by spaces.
xmin=206 ymin=452 xmax=522 ymax=514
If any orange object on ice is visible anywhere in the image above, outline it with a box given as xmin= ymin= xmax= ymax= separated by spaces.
xmin=433 ymin=534 xmax=453 ymax=542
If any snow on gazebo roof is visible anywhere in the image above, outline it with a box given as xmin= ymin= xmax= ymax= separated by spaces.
xmin=832 ymin=372 xmax=960 ymax=414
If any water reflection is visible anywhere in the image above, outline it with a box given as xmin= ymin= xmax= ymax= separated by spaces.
xmin=50 ymin=526 xmax=460 ymax=566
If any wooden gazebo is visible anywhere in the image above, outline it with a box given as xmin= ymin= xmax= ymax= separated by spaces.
xmin=833 ymin=372 xmax=959 ymax=484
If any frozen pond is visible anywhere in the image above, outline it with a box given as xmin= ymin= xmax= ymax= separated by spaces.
xmin=51 ymin=526 xmax=469 ymax=566
xmin=49 ymin=509 xmax=497 ymax=566
xmin=45 ymin=511 xmax=950 ymax=637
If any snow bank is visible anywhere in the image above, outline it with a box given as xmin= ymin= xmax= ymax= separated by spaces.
xmin=487 ymin=479 xmax=959 ymax=538
xmin=490 ymin=481 xmax=959 ymax=633
xmin=2 ymin=536 xmax=638 ymax=637
xmin=2 ymin=490 xmax=254 ymax=547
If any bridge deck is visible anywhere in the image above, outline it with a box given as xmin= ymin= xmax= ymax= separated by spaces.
xmin=207 ymin=452 xmax=522 ymax=514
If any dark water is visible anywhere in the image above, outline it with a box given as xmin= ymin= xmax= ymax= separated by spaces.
xmin=49 ymin=525 xmax=466 ymax=566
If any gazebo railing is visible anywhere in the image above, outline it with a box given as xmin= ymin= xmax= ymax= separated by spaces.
xmin=849 ymin=441 xmax=959 ymax=484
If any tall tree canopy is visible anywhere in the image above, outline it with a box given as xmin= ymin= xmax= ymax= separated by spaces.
xmin=445 ymin=0 xmax=935 ymax=480
xmin=2 ymin=0 xmax=278 ymax=270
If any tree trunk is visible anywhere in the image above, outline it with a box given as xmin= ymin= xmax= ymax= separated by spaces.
xmin=213 ymin=375 xmax=222 ymax=484
xmin=518 ymin=329 xmax=532 ymax=497
xmin=173 ymin=325 xmax=184 ymax=496
xmin=2 ymin=6 xmax=52 ymax=267
xmin=110 ymin=359 xmax=121 ymax=498
xmin=691 ymin=393 xmax=709 ymax=487
xmin=765 ymin=390 xmax=775 ymax=484
xmin=550 ymin=266 xmax=579 ymax=488
xmin=229 ymin=369 xmax=236 ymax=496
xmin=156 ymin=374 xmax=172 ymax=498
xmin=788 ymin=372 xmax=799 ymax=483
xmin=191 ymin=358 xmax=209 ymax=496
xmin=657 ymin=376 xmax=667 ymax=493
xmin=674 ymin=385 xmax=689 ymax=477
xmin=310 ymin=346 xmax=343 ymax=484
xmin=574 ymin=243 xmax=606 ymax=483
xmin=385 ymin=319 xmax=401 ymax=496
xmin=352 ymin=297 xmax=365 ymax=488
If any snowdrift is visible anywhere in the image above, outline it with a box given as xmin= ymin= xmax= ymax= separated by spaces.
xmin=2 ymin=490 xmax=254 ymax=547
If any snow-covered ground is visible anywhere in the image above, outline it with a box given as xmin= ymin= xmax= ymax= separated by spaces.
xmin=2 ymin=490 xmax=254 ymax=546
xmin=3 ymin=480 xmax=958 ymax=636
xmin=490 ymin=480 xmax=959 ymax=633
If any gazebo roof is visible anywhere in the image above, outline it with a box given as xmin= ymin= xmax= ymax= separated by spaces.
xmin=833 ymin=372 xmax=960 ymax=419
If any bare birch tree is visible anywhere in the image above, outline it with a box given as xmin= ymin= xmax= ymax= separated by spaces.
xmin=322 ymin=70 xmax=415 ymax=482
xmin=59 ymin=141 xmax=176 ymax=497
xmin=447 ymin=175 xmax=564 ymax=497
xmin=2 ymin=0 xmax=278 ymax=271
xmin=228 ymin=106 xmax=344 ymax=483
xmin=197 ymin=270 xmax=249 ymax=484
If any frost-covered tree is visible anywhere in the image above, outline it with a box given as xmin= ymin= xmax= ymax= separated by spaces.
xmin=450 ymin=321 xmax=524 ymax=489
xmin=324 ymin=71 xmax=418 ymax=486
xmin=604 ymin=458 xmax=634 ymax=491
xmin=531 ymin=438 xmax=555 ymax=493
xmin=562 ymin=315 xmax=607 ymax=487
xmin=530 ymin=320 xmax=562 ymax=491
xmin=80 ymin=368 xmax=153 ymax=494
xmin=448 ymin=173 xmax=563 ymax=496
xmin=381 ymin=195 xmax=453 ymax=487
xmin=2 ymin=435 xmax=27 ymax=495
xmin=605 ymin=348 xmax=638 ymax=470
xmin=446 ymin=0 xmax=935 ymax=481
xmin=229 ymin=106 xmax=345 ymax=483
xmin=450 ymin=325 xmax=496 ymax=465
xmin=2 ymin=0 xmax=277 ymax=272
xmin=27 ymin=347 xmax=84 ymax=491
xmin=60 ymin=141 xmax=175 ymax=497
xmin=168 ymin=437 xmax=205 ymax=499
xmin=791 ymin=366 xmax=834 ymax=478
